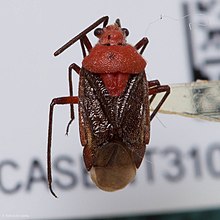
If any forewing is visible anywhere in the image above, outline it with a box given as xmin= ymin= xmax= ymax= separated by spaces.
xmin=119 ymin=72 xmax=150 ymax=167
xmin=78 ymin=69 xmax=150 ymax=169
xmin=78 ymin=69 xmax=112 ymax=148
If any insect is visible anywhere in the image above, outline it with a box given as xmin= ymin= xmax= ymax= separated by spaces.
xmin=47 ymin=16 xmax=170 ymax=197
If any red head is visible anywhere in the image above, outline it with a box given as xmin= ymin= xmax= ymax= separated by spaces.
xmin=94 ymin=19 xmax=129 ymax=46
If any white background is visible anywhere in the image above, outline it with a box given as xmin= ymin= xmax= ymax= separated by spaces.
xmin=0 ymin=0 xmax=220 ymax=219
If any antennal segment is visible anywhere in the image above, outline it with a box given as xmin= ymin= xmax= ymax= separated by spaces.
xmin=54 ymin=16 xmax=109 ymax=56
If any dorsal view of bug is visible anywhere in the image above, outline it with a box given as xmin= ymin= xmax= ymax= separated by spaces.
xmin=47 ymin=16 xmax=170 ymax=197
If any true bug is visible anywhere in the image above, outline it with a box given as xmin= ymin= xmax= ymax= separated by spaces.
xmin=47 ymin=16 xmax=170 ymax=197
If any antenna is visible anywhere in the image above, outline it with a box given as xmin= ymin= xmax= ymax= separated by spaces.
xmin=54 ymin=16 xmax=109 ymax=56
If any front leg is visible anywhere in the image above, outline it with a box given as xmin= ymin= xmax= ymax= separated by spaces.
xmin=66 ymin=63 xmax=81 ymax=135
xmin=134 ymin=37 xmax=149 ymax=55
xmin=80 ymin=35 xmax=92 ymax=57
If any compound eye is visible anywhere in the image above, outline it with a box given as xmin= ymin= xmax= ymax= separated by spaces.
xmin=94 ymin=28 xmax=103 ymax=37
xmin=122 ymin=28 xmax=129 ymax=36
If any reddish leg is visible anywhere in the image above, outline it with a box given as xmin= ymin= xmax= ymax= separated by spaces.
xmin=148 ymin=79 xmax=160 ymax=87
xmin=148 ymin=80 xmax=160 ymax=104
xmin=47 ymin=96 xmax=79 ymax=198
xmin=66 ymin=63 xmax=81 ymax=135
xmin=65 ymin=38 xmax=93 ymax=136
xmin=135 ymin=37 xmax=149 ymax=55
xmin=80 ymin=35 xmax=92 ymax=57
xmin=148 ymin=80 xmax=170 ymax=121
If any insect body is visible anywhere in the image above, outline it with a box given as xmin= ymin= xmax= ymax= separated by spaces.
xmin=47 ymin=16 xmax=170 ymax=197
